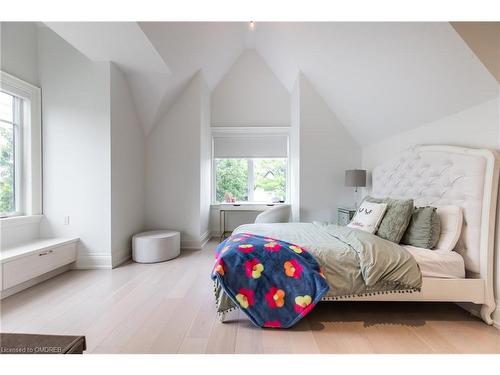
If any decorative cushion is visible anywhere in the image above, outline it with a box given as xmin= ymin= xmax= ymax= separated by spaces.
xmin=434 ymin=205 xmax=463 ymax=252
xmin=364 ymin=196 xmax=414 ymax=243
xmin=347 ymin=201 xmax=387 ymax=234
xmin=401 ymin=207 xmax=441 ymax=249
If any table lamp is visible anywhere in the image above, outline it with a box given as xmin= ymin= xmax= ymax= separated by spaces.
xmin=345 ymin=169 xmax=367 ymax=208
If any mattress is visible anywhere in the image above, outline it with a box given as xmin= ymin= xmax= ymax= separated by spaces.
xmin=402 ymin=245 xmax=465 ymax=279
xmin=234 ymin=222 xmax=465 ymax=280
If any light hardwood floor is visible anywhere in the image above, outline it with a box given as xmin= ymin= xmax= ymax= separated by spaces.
xmin=1 ymin=240 xmax=500 ymax=354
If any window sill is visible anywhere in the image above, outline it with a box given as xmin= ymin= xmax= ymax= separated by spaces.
xmin=0 ymin=215 xmax=43 ymax=228
xmin=210 ymin=203 xmax=289 ymax=209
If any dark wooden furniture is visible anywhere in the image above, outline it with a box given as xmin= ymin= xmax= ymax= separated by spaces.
xmin=0 ymin=333 xmax=86 ymax=354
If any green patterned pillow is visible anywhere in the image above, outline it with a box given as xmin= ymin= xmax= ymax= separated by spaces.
xmin=401 ymin=207 xmax=441 ymax=249
xmin=364 ymin=196 xmax=414 ymax=243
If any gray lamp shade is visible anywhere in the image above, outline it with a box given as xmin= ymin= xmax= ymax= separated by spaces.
xmin=345 ymin=169 xmax=367 ymax=188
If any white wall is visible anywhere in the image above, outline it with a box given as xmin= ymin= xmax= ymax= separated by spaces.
xmin=362 ymin=98 xmax=499 ymax=171
xmin=208 ymin=50 xmax=293 ymax=234
xmin=299 ymin=73 xmax=362 ymax=223
xmin=290 ymin=76 xmax=301 ymax=222
xmin=208 ymin=71 xmax=362 ymax=232
xmin=211 ymin=49 xmax=290 ymax=127
xmin=199 ymin=76 xmax=211 ymax=241
xmin=361 ymin=94 xmax=500 ymax=327
xmin=146 ymin=71 xmax=210 ymax=248
xmin=2 ymin=26 xmax=146 ymax=268
xmin=38 ymin=26 xmax=112 ymax=268
xmin=1 ymin=24 xmax=152 ymax=269
xmin=1 ymin=218 xmax=41 ymax=249
xmin=0 ymin=22 xmax=39 ymax=86
xmin=110 ymin=63 xmax=146 ymax=266
xmin=0 ymin=22 xmax=41 ymax=248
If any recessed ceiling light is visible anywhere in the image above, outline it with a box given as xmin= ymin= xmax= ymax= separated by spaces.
xmin=249 ymin=21 xmax=256 ymax=31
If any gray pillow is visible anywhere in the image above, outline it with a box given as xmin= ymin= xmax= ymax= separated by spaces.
xmin=401 ymin=206 xmax=441 ymax=249
xmin=364 ymin=196 xmax=414 ymax=243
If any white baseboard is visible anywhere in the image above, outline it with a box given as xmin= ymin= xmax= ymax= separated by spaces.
xmin=0 ymin=264 xmax=72 ymax=299
xmin=200 ymin=230 xmax=211 ymax=247
xmin=75 ymin=253 xmax=112 ymax=269
xmin=181 ymin=231 xmax=213 ymax=250
xmin=112 ymin=248 xmax=131 ymax=268
xmin=180 ymin=240 xmax=201 ymax=250
xmin=76 ymin=232 xmax=215 ymax=268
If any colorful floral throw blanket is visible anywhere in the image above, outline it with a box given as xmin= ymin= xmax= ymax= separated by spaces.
xmin=211 ymin=233 xmax=329 ymax=329
xmin=213 ymin=223 xmax=422 ymax=327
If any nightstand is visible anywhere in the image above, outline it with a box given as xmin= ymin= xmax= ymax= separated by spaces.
xmin=338 ymin=207 xmax=357 ymax=226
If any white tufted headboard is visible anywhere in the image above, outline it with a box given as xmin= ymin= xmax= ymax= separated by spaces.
xmin=371 ymin=145 xmax=499 ymax=277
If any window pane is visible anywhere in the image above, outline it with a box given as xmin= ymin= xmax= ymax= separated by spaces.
xmin=253 ymin=158 xmax=287 ymax=202
xmin=215 ymin=159 xmax=248 ymax=202
xmin=0 ymin=121 xmax=15 ymax=214
xmin=0 ymin=91 xmax=14 ymax=123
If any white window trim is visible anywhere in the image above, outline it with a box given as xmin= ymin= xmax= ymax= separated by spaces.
xmin=0 ymin=71 xmax=42 ymax=218
xmin=210 ymin=126 xmax=291 ymax=204
xmin=0 ymin=93 xmax=23 ymax=217
xmin=247 ymin=158 xmax=254 ymax=202
xmin=14 ymin=96 xmax=24 ymax=215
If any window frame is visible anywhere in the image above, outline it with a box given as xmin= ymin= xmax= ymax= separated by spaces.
xmin=210 ymin=127 xmax=290 ymax=204
xmin=0 ymin=71 xmax=42 ymax=219
xmin=0 ymin=92 xmax=23 ymax=217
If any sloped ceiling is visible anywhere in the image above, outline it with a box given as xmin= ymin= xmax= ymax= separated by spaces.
xmin=45 ymin=22 xmax=248 ymax=134
xmin=137 ymin=22 xmax=247 ymax=130
xmin=45 ymin=22 xmax=172 ymax=133
xmin=254 ymin=22 xmax=499 ymax=145
xmin=45 ymin=22 xmax=498 ymax=144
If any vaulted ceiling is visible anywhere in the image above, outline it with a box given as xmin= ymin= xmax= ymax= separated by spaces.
xmin=45 ymin=22 xmax=172 ymax=132
xmin=45 ymin=22 xmax=499 ymax=145
xmin=138 ymin=22 xmax=246 ymax=131
xmin=255 ymin=22 xmax=499 ymax=145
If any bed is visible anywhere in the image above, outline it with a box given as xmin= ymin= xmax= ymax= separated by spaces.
xmin=357 ymin=145 xmax=499 ymax=325
xmin=217 ymin=145 xmax=499 ymax=325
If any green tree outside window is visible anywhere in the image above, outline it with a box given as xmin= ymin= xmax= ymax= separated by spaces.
xmin=215 ymin=159 xmax=248 ymax=202
xmin=254 ymin=159 xmax=286 ymax=201
xmin=215 ymin=158 xmax=287 ymax=203
xmin=0 ymin=124 xmax=15 ymax=214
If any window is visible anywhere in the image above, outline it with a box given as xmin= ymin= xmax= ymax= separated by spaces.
xmin=212 ymin=128 xmax=289 ymax=204
xmin=0 ymin=71 xmax=42 ymax=219
xmin=215 ymin=158 xmax=287 ymax=203
xmin=0 ymin=91 xmax=22 ymax=217
xmin=253 ymin=158 xmax=287 ymax=201
xmin=215 ymin=158 xmax=248 ymax=202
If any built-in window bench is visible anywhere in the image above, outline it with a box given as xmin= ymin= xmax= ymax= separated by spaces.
xmin=0 ymin=238 xmax=79 ymax=299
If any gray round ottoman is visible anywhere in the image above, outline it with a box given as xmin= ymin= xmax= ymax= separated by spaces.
xmin=132 ymin=230 xmax=180 ymax=263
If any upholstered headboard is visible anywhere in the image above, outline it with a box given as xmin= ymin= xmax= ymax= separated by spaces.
xmin=371 ymin=145 xmax=499 ymax=276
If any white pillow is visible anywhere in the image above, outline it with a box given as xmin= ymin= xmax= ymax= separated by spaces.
xmin=435 ymin=205 xmax=463 ymax=251
xmin=347 ymin=201 xmax=388 ymax=234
